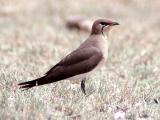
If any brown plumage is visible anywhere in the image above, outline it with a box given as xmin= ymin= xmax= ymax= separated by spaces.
xmin=18 ymin=19 xmax=119 ymax=94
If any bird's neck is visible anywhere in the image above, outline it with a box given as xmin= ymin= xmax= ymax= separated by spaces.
xmin=102 ymin=34 xmax=109 ymax=40
xmin=91 ymin=30 xmax=109 ymax=38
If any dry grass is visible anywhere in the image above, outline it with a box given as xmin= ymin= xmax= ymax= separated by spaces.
xmin=0 ymin=0 xmax=160 ymax=119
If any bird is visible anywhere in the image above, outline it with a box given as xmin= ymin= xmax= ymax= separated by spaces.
xmin=18 ymin=19 xmax=119 ymax=94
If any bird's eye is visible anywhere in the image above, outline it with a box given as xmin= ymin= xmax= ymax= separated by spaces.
xmin=100 ymin=22 xmax=107 ymax=26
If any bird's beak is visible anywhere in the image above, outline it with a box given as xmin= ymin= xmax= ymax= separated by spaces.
xmin=111 ymin=22 xmax=119 ymax=26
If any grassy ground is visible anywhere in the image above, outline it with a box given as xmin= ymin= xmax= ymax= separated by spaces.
xmin=0 ymin=0 xmax=160 ymax=119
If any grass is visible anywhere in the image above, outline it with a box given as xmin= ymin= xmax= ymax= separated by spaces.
xmin=0 ymin=0 xmax=160 ymax=119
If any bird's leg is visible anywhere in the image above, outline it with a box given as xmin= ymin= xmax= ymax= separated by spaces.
xmin=81 ymin=78 xmax=86 ymax=95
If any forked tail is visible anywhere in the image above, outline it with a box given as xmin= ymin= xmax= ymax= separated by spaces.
xmin=18 ymin=76 xmax=46 ymax=90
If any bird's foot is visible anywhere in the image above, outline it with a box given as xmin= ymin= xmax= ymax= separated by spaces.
xmin=81 ymin=79 xmax=86 ymax=95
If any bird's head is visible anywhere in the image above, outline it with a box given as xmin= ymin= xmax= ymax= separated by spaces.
xmin=91 ymin=19 xmax=119 ymax=36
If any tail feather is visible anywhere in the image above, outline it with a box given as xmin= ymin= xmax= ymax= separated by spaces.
xmin=18 ymin=73 xmax=71 ymax=90
xmin=18 ymin=76 xmax=46 ymax=90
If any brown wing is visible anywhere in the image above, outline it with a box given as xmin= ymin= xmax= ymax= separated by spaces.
xmin=46 ymin=47 xmax=102 ymax=75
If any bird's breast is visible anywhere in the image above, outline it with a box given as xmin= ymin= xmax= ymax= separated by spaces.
xmin=99 ymin=36 xmax=109 ymax=61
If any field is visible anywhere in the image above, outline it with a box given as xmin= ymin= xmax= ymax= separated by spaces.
xmin=0 ymin=0 xmax=160 ymax=119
